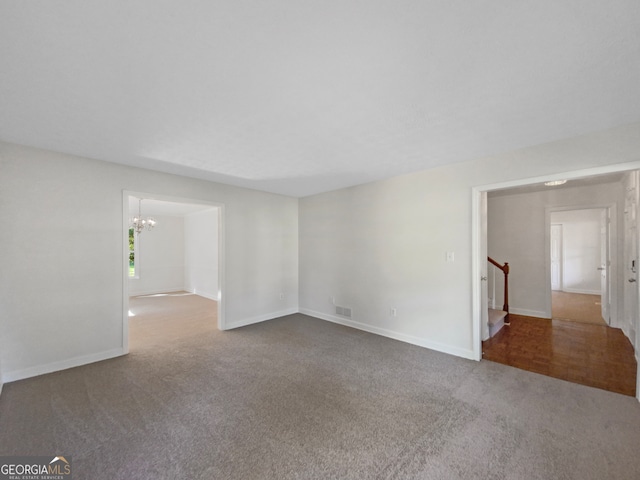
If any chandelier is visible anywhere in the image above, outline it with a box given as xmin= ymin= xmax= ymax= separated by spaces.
xmin=130 ymin=198 xmax=156 ymax=234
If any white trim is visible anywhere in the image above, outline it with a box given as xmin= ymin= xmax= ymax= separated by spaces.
xmin=217 ymin=204 xmax=226 ymax=330
xmin=621 ymin=322 xmax=631 ymax=340
xmin=225 ymin=308 xmax=298 ymax=330
xmin=476 ymin=161 xmax=640 ymax=193
xmin=187 ymin=290 xmax=219 ymax=302
xmin=471 ymin=189 xmax=483 ymax=360
xmin=2 ymin=348 xmax=125 ymax=384
xmin=122 ymin=191 xmax=226 ymax=348
xmin=509 ymin=307 xmax=548 ymax=318
xmin=122 ymin=192 xmax=130 ymax=353
xmin=0 ymin=381 xmax=3 ymax=398
xmin=129 ymin=287 xmax=190 ymax=297
xmin=129 ymin=290 xmax=217 ymax=300
xmin=300 ymin=308 xmax=476 ymax=360
xmin=561 ymin=288 xmax=603 ymax=296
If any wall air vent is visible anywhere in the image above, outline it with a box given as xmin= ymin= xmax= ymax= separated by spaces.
xmin=335 ymin=306 xmax=352 ymax=318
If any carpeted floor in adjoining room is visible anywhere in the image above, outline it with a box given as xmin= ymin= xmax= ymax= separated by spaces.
xmin=128 ymin=291 xmax=219 ymax=350
xmin=1 ymin=297 xmax=640 ymax=479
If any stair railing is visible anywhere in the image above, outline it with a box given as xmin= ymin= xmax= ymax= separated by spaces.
xmin=488 ymin=256 xmax=510 ymax=323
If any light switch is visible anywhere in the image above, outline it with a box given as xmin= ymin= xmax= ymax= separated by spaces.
xmin=446 ymin=251 xmax=455 ymax=262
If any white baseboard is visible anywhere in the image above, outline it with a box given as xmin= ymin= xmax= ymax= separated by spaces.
xmin=186 ymin=290 xmax=218 ymax=301
xmin=299 ymin=308 xmax=475 ymax=360
xmin=224 ymin=307 xmax=298 ymax=330
xmin=509 ymin=307 xmax=549 ymax=319
xmin=622 ymin=322 xmax=631 ymax=341
xmin=129 ymin=287 xmax=187 ymax=297
xmin=2 ymin=348 xmax=125 ymax=384
xmin=561 ymin=288 xmax=602 ymax=296
xmin=131 ymin=289 xmax=218 ymax=300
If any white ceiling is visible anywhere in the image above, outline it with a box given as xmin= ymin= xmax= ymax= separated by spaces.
xmin=1 ymin=1 xmax=639 ymax=197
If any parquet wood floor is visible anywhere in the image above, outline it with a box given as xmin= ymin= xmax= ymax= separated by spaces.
xmin=482 ymin=314 xmax=637 ymax=396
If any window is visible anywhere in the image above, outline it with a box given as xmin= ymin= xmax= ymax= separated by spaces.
xmin=129 ymin=227 xmax=137 ymax=278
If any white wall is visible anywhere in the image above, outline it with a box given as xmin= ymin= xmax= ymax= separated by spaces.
xmin=299 ymin=122 xmax=640 ymax=359
xmin=1 ymin=122 xmax=639 ymax=381
xmin=184 ymin=209 xmax=219 ymax=300
xmin=0 ymin=143 xmax=298 ymax=382
xmin=550 ymin=209 xmax=603 ymax=294
xmin=129 ymin=214 xmax=185 ymax=296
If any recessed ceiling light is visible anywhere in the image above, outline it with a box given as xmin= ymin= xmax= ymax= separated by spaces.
xmin=544 ymin=180 xmax=568 ymax=186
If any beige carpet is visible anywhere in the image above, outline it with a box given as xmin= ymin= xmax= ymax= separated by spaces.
xmin=2 ymin=295 xmax=640 ymax=479
xmin=552 ymin=291 xmax=607 ymax=325
xmin=129 ymin=291 xmax=218 ymax=350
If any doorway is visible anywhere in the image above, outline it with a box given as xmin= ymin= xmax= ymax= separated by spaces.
xmin=122 ymin=191 xmax=224 ymax=353
xmin=472 ymin=166 xmax=640 ymax=399
xmin=549 ymin=208 xmax=610 ymax=326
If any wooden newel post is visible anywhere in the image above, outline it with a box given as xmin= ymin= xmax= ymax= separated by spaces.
xmin=487 ymin=256 xmax=511 ymax=324
xmin=503 ymin=262 xmax=509 ymax=322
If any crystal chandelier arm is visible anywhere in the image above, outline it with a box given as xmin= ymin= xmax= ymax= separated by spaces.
xmin=129 ymin=198 xmax=156 ymax=234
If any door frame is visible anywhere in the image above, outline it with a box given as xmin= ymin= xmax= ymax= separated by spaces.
xmin=122 ymin=190 xmax=226 ymax=354
xmin=550 ymin=223 xmax=563 ymax=291
xmin=471 ymin=162 xmax=640 ymax=382
xmin=545 ymin=205 xmax=615 ymax=325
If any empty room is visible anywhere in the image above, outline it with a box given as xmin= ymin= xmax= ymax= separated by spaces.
xmin=1 ymin=1 xmax=640 ymax=479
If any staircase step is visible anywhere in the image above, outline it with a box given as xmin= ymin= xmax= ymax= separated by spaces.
xmin=488 ymin=308 xmax=508 ymax=326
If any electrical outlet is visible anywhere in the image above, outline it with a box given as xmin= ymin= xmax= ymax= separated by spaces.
xmin=390 ymin=307 xmax=397 ymax=317
xmin=279 ymin=293 xmax=284 ymax=300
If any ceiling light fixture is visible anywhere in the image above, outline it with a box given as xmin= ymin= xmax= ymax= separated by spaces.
xmin=544 ymin=179 xmax=568 ymax=187
xmin=130 ymin=198 xmax=156 ymax=234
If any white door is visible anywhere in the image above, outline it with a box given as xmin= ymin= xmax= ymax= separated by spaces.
xmin=600 ymin=209 xmax=611 ymax=324
xmin=624 ymin=175 xmax=638 ymax=337
xmin=550 ymin=224 xmax=563 ymax=291
xmin=480 ymin=192 xmax=489 ymax=341
xmin=636 ymin=239 xmax=640 ymax=399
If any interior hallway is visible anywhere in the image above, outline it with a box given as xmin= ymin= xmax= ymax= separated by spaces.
xmin=551 ymin=291 xmax=606 ymax=325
